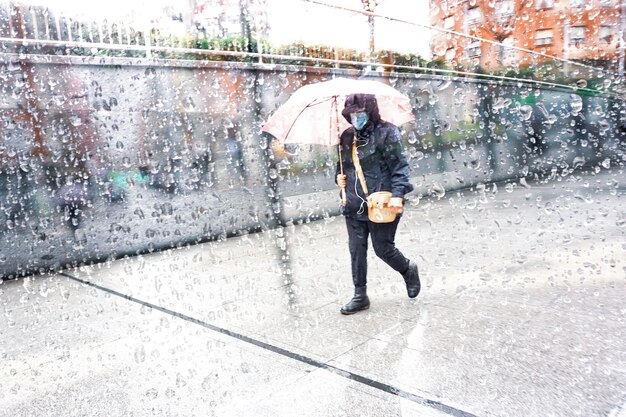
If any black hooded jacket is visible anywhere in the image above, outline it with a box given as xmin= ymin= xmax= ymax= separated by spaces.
xmin=336 ymin=94 xmax=414 ymax=220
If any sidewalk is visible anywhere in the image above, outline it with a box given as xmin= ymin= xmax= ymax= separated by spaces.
xmin=1 ymin=168 xmax=625 ymax=417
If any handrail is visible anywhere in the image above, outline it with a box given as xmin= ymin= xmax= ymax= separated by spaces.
xmin=0 ymin=37 xmax=617 ymax=98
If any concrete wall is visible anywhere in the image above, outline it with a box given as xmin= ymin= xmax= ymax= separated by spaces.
xmin=1 ymin=53 xmax=623 ymax=277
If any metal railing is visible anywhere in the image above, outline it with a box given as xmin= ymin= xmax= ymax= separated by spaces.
xmin=0 ymin=1 xmax=623 ymax=98
xmin=0 ymin=2 xmax=174 ymax=58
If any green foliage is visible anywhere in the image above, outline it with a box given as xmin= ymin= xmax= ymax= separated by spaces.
xmin=393 ymin=53 xmax=427 ymax=68
xmin=502 ymin=65 xmax=535 ymax=79
xmin=425 ymin=58 xmax=448 ymax=70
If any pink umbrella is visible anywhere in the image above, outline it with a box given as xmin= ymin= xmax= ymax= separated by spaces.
xmin=262 ymin=77 xmax=414 ymax=147
xmin=261 ymin=77 xmax=414 ymax=205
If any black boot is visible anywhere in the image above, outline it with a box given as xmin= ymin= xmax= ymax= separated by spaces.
xmin=340 ymin=286 xmax=370 ymax=315
xmin=402 ymin=262 xmax=421 ymax=298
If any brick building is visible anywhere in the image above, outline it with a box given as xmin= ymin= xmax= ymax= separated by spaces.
xmin=429 ymin=0 xmax=623 ymax=71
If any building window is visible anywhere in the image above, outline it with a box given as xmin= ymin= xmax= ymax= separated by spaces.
xmin=466 ymin=41 xmax=481 ymax=58
xmin=535 ymin=29 xmax=553 ymax=46
xmin=536 ymin=0 xmax=554 ymax=9
xmin=440 ymin=0 xmax=459 ymax=13
xmin=496 ymin=0 xmax=514 ymax=17
xmin=569 ymin=26 xmax=585 ymax=46
xmin=466 ymin=7 xmax=482 ymax=25
xmin=599 ymin=25 xmax=616 ymax=43
xmin=444 ymin=16 xmax=455 ymax=30
xmin=569 ymin=0 xmax=587 ymax=7
xmin=499 ymin=37 xmax=518 ymax=66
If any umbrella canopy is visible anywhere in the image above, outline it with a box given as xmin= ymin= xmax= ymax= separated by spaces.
xmin=261 ymin=78 xmax=414 ymax=147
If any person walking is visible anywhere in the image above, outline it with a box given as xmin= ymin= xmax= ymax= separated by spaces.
xmin=336 ymin=93 xmax=420 ymax=315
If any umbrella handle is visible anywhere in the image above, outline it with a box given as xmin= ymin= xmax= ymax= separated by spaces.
xmin=339 ymin=150 xmax=346 ymax=207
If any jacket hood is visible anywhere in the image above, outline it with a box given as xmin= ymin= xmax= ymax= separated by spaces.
xmin=342 ymin=94 xmax=381 ymax=125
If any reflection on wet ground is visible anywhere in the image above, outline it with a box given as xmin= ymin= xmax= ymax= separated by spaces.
xmin=1 ymin=169 xmax=624 ymax=417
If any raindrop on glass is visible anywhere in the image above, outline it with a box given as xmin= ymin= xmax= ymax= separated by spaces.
xmin=519 ymin=105 xmax=532 ymax=121
xmin=570 ymin=95 xmax=583 ymax=114
xmin=575 ymin=79 xmax=588 ymax=89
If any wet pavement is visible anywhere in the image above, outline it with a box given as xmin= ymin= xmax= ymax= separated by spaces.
xmin=1 ymin=168 xmax=625 ymax=417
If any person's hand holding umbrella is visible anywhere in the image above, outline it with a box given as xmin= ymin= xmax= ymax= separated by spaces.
xmin=336 ymin=173 xmax=347 ymax=205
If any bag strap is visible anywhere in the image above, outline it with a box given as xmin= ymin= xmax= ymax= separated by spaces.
xmin=352 ymin=131 xmax=369 ymax=196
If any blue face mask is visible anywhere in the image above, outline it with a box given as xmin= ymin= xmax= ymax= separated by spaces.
xmin=350 ymin=112 xmax=369 ymax=131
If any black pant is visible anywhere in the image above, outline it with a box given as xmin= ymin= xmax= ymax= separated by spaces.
xmin=345 ymin=217 xmax=410 ymax=288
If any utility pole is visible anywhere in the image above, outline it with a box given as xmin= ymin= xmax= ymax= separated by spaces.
xmin=360 ymin=0 xmax=383 ymax=63
xmin=563 ymin=19 xmax=569 ymax=76
xmin=618 ymin=0 xmax=626 ymax=79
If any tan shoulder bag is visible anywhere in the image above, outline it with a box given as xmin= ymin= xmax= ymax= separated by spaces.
xmin=351 ymin=134 xmax=399 ymax=223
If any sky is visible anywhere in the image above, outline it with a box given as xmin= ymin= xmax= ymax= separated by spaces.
xmin=24 ymin=0 xmax=171 ymax=23
xmin=21 ymin=0 xmax=432 ymax=58
xmin=266 ymin=0 xmax=431 ymax=57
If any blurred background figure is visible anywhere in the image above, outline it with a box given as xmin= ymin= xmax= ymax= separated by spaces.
xmin=53 ymin=154 xmax=92 ymax=230
xmin=44 ymin=74 xmax=98 ymax=230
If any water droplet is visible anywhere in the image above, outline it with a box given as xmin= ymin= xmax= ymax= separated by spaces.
xmin=598 ymin=119 xmax=610 ymax=135
xmin=409 ymin=148 xmax=424 ymax=160
xmin=431 ymin=182 xmax=445 ymax=199
xmin=433 ymin=42 xmax=447 ymax=57
xmin=135 ymin=345 xmax=146 ymax=363
xmin=134 ymin=208 xmax=145 ymax=219
xmin=573 ymin=156 xmax=585 ymax=169
xmin=520 ymin=178 xmax=530 ymax=189
xmin=438 ymin=80 xmax=452 ymax=91
xmin=493 ymin=97 xmax=507 ymax=111
xmin=520 ymin=105 xmax=533 ymax=121
xmin=38 ymin=282 xmax=50 ymax=297
xmin=160 ymin=203 xmax=173 ymax=216
xmin=570 ymin=95 xmax=583 ymax=114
